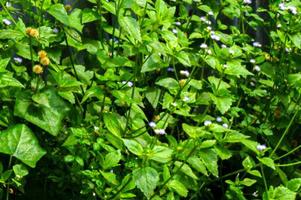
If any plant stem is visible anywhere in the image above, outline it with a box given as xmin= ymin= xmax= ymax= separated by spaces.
xmin=260 ymin=163 xmax=269 ymax=198
xmin=6 ymin=156 xmax=13 ymax=200
xmin=276 ymin=160 xmax=301 ymax=167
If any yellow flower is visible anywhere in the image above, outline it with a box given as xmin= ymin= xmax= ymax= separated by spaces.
xmin=32 ymin=65 xmax=43 ymax=74
xmin=64 ymin=4 xmax=72 ymax=12
xmin=38 ymin=50 xmax=47 ymax=59
xmin=26 ymin=27 xmax=39 ymax=38
xmin=179 ymin=79 xmax=186 ymax=87
xmin=40 ymin=57 xmax=50 ymax=66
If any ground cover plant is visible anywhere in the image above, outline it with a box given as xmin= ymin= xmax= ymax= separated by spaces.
xmin=0 ymin=0 xmax=301 ymax=199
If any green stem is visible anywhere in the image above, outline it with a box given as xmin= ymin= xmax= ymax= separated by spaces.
xmin=275 ymin=144 xmax=301 ymax=161
xmin=260 ymin=163 xmax=269 ymax=198
xmin=6 ymin=156 xmax=13 ymax=200
xmin=276 ymin=161 xmax=301 ymax=167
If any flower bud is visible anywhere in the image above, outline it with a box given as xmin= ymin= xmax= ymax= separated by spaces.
xmin=40 ymin=57 xmax=50 ymax=66
xmin=32 ymin=64 xmax=43 ymax=74
xmin=38 ymin=50 xmax=47 ymax=59
xmin=26 ymin=28 xmax=39 ymax=38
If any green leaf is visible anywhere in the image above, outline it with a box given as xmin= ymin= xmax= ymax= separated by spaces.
xmin=123 ymin=139 xmax=144 ymax=156
xmin=224 ymin=60 xmax=253 ymax=78
xmin=265 ymin=186 xmax=296 ymax=200
xmin=286 ymin=178 xmax=301 ymax=192
xmin=81 ymin=86 xmax=104 ymax=103
xmin=145 ymin=88 xmax=161 ymax=109
xmin=290 ymin=33 xmax=301 ymax=49
xmin=48 ymin=4 xmax=70 ymax=26
xmin=133 ymin=167 xmax=159 ymax=199
xmin=199 ymin=149 xmax=218 ymax=177
xmin=0 ymin=73 xmax=24 ymax=88
xmin=182 ymin=123 xmax=206 ymax=138
xmin=0 ymin=124 xmax=46 ymax=167
xmin=148 ymin=146 xmax=173 ymax=163
xmin=175 ymin=52 xmax=191 ymax=66
xmin=156 ymin=77 xmax=179 ymax=92
xmin=0 ymin=58 xmax=10 ymax=71
xmin=82 ymin=8 xmax=100 ymax=23
xmin=167 ymin=179 xmax=188 ymax=197
xmin=0 ymin=29 xmax=24 ymax=40
xmin=100 ymin=170 xmax=118 ymax=185
xmin=174 ymin=161 xmax=198 ymax=180
xmin=210 ymin=94 xmax=233 ymax=114
xmin=187 ymin=156 xmax=208 ymax=176
xmin=13 ymin=164 xmax=29 ymax=178
xmin=258 ymin=157 xmax=275 ymax=170
xmin=240 ymin=178 xmax=256 ymax=187
xmin=103 ymin=112 xmax=123 ymax=137
xmin=14 ymin=89 xmax=70 ymax=136
xmin=102 ymin=150 xmax=122 ymax=170
xmin=119 ymin=16 xmax=142 ymax=43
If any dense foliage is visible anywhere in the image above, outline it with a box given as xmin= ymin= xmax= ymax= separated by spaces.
xmin=0 ymin=0 xmax=301 ymax=199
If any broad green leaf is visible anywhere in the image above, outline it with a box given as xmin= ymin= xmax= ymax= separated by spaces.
xmin=175 ymin=52 xmax=191 ymax=66
xmin=199 ymin=149 xmax=218 ymax=177
xmin=81 ymin=86 xmax=104 ymax=103
xmin=0 ymin=124 xmax=46 ymax=167
xmin=167 ymin=179 xmax=188 ymax=197
xmin=174 ymin=161 xmax=198 ymax=180
xmin=102 ymin=150 xmax=121 ymax=170
xmin=258 ymin=157 xmax=275 ymax=170
xmin=0 ymin=58 xmax=10 ymax=71
xmin=210 ymin=94 xmax=233 ymax=114
xmin=100 ymin=170 xmax=118 ymax=185
xmin=187 ymin=156 xmax=208 ymax=176
xmin=290 ymin=33 xmax=301 ymax=49
xmin=148 ymin=146 xmax=173 ymax=163
xmin=225 ymin=60 xmax=253 ymax=78
xmin=0 ymin=73 xmax=24 ymax=88
xmin=242 ymin=156 xmax=255 ymax=170
xmin=14 ymin=89 xmax=70 ymax=136
xmin=123 ymin=139 xmax=144 ymax=156
xmin=156 ymin=77 xmax=179 ymax=92
xmin=119 ymin=16 xmax=142 ymax=43
xmin=240 ymin=178 xmax=256 ymax=187
xmin=264 ymin=186 xmax=296 ymax=200
xmin=145 ymin=88 xmax=161 ymax=109
xmin=82 ymin=8 xmax=100 ymax=23
xmin=0 ymin=29 xmax=24 ymax=40
xmin=133 ymin=167 xmax=159 ymax=199
xmin=48 ymin=4 xmax=70 ymax=27
xmin=286 ymin=178 xmax=301 ymax=192
xmin=103 ymin=112 xmax=123 ymax=137
xmin=13 ymin=164 xmax=29 ymax=178
xmin=182 ymin=123 xmax=206 ymax=138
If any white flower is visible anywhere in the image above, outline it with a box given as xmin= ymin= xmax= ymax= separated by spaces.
xmin=167 ymin=67 xmax=174 ymax=72
xmin=172 ymin=29 xmax=178 ymax=34
xmin=13 ymin=57 xmax=22 ymax=64
xmin=53 ymin=28 xmax=59 ymax=33
xmin=256 ymin=144 xmax=267 ymax=151
xmin=250 ymin=81 xmax=255 ymax=86
xmin=206 ymin=26 xmax=212 ymax=31
xmin=200 ymin=43 xmax=208 ymax=49
xmin=200 ymin=16 xmax=207 ymax=22
xmin=183 ymin=96 xmax=190 ymax=102
xmin=149 ymin=121 xmax=156 ymax=128
xmin=222 ymin=123 xmax=228 ymax=128
xmin=223 ymin=64 xmax=228 ymax=69
xmin=221 ymin=44 xmax=227 ymax=48
xmin=94 ymin=126 xmax=99 ymax=131
xmin=253 ymin=65 xmax=261 ymax=72
xmin=229 ymin=49 xmax=235 ymax=54
xmin=216 ymin=117 xmax=222 ymax=122
xmin=171 ymin=102 xmax=177 ymax=107
xmin=122 ymin=81 xmax=133 ymax=87
xmin=206 ymin=20 xmax=212 ymax=25
xmin=279 ymin=3 xmax=286 ymax=10
xmin=6 ymin=2 xmax=11 ymax=7
xmin=253 ymin=42 xmax=262 ymax=47
xmin=206 ymin=49 xmax=212 ymax=55
xmin=243 ymin=0 xmax=252 ymax=4
xmin=93 ymin=192 xmax=96 ymax=196
xmin=211 ymin=33 xmax=220 ymax=41
xmin=252 ymin=191 xmax=259 ymax=197
xmin=154 ymin=129 xmax=166 ymax=135
xmin=288 ymin=6 xmax=297 ymax=15
xmin=204 ymin=120 xmax=212 ymax=126
xmin=277 ymin=24 xmax=282 ymax=28
xmin=285 ymin=47 xmax=292 ymax=52
xmin=2 ymin=19 xmax=12 ymax=25
xmin=208 ymin=11 xmax=214 ymax=16
xmin=250 ymin=59 xmax=256 ymax=64
xmin=175 ymin=21 xmax=181 ymax=26
xmin=180 ymin=70 xmax=190 ymax=77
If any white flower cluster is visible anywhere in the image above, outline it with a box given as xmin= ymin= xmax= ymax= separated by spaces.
xmin=122 ymin=81 xmax=133 ymax=87
xmin=243 ymin=0 xmax=252 ymax=4
xmin=149 ymin=121 xmax=166 ymax=135
xmin=253 ymin=42 xmax=262 ymax=48
xmin=2 ymin=19 xmax=11 ymax=26
xmin=180 ymin=70 xmax=190 ymax=77
xmin=256 ymin=144 xmax=267 ymax=151
xmin=200 ymin=16 xmax=211 ymax=25
xmin=279 ymin=3 xmax=298 ymax=15
xmin=210 ymin=31 xmax=220 ymax=41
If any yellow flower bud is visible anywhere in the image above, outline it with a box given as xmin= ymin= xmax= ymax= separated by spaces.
xmin=32 ymin=65 xmax=43 ymax=74
xmin=64 ymin=4 xmax=72 ymax=12
xmin=179 ymin=79 xmax=186 ymax=87
xmin=153 ymin=115 xmax=160 ymax=122
xmin=38 ymin=50 xmax=47 ymax=59
xmin=26 ymin=27 xmax=39 ymax=38
xmin=40 ymin=57 xmax=50 ymax=66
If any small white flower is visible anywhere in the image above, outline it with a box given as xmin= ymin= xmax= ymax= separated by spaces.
xmin=211 ymin=33 xmax=220 ymax=41
xmin=2 ymin=19 xmax=12 ymax=25
xmin=149 ymin=121 xmax=156 ymax=128
xmin=6 ymin=2 xmax=11 ymax=7
xmin=288 ymin=6 xmax=297 ymax=15
xmin=208 ymin=11 xmax=214 ymax=16
xmin=252 ymin=191 xmax=259 ymax=197
xmin=256 ymin=144 xmax=267 ymax=151
xmin=200 ymin=43 xmax=208 ymax=49
xmin=206 ymin=49 xmax=212 ymax=55
xmin=200 ymin=16 xmax=207 ymax=22
xmin=243 ymin=0 xmax=252 ymax=4
xmin=222 ymin=123 xmax=228 ymax=128
xmin=110 ymin=169 xmax=114 ymax=173
xmin=285 ymin=47 xmax=292 ymax=52
xmin=154 ymin=129 xmax=166 ymax=135
xmin=229 ymin=49 xmax=235 ymax=55
xmin=53 ymin=28 xmax=59 ymax=33
xmin=183 ymin=96 xmax=190 ymax=102
xmin=175 ymin=21 xmax=181 ymax=26
xmin=171 ymin=102 xmax=177 ymax=107
xmin=167 ymin=67 xmax=174 ymax=72
xmin=279 ymin=3 xmax=286 ymax=10
xmin=204 ymin=120 xmax=212 ymax=126
xmin=206 ymin=26 xmax=212 ymax=31
xmin=13 ymin=57 xmax=22 ymax=64
xmin=216 ymin=117 xmax=222 ymax=122
xmin=127 ymin=81 xmax=133 ymax=87
xmin=180 ymin=70 xmax=190 ymax=77
xmin=223 ymin=64 xmax=228 ymax=69
xmin=94 ymin=126 xmax=99 ymax=131
xmin=172 ymin=29 xmax=178 ymax=34
xmin=206 ymin=20 xmax=212 ymax=25
xmin=250 ymin=81 xmax=255 ymax=86
xmin=277 ymin=24 xmax=282 ymax=28
xmin=221 ymin=44 xmax=227 ymax=48
xmin=253 ymin=65 xmax=261 ymax=72
xmin=250 ymin=59 xmax=256 ymax=64
xmin=93 ymin=192 xmax=96 ymax=196
xmin=253 ymin=42 xmax=262 ymax=47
